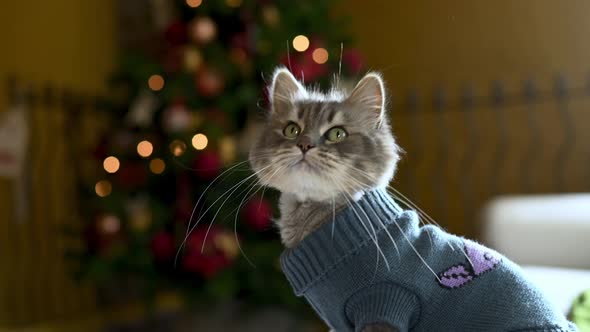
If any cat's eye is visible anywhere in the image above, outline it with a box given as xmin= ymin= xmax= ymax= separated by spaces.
xmin=283 ymin=122 xmax=301 ymax=139
xmin=325 ymin=127 xmax=348 ymax=143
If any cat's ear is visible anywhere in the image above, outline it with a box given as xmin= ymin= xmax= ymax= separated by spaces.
xmin=269 ymin=68 xmax=305 ymax=114
xmin=345 ymin=72 xmax=386 ymax=126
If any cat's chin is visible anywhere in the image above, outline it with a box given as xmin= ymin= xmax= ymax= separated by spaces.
xmin=286 ymin=190 xmax=338 ymax=203
xmin=278 ymin=188 xmax=366 ymax=204
xmin=273 ymin=178 xmax=365 ymax=203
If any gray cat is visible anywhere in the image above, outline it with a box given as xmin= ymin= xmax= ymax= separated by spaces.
xmin=248 ymin=68 xmax=575 ymax=332
xmin=249 ymin=68 xmax=399 ymax=332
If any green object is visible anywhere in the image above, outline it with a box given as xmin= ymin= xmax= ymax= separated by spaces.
xmin=570 ymin=289 xmax=590 ymax=331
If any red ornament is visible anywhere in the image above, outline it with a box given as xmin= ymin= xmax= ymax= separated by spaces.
xmin=182 ymin=226 xmax=231 ymax=278
xmin=195 ymin=67 xmax=225 ymax=98
xmin=204 ymin=108 xmax=229 ymax=130
xmin=116 ymin=162 xmax=148 ymax=189
xmin=164 ymin=21 xmax=187 ymax=46
xmin=150 ymin=231 xmax=175 ymax=261
xmin=241 ymin=197 xmax=272 ymax=231
xmin=342 ymin=49 xmax=365 ymax=75
xmin=230 ymin=25 xmax=254 ymax=55
xmin=174 ymin=175 xmax=193 ymax=222
xmin=163 ymin=47 xmax=184 ymax=73
xmin=192 ymin=150 xmax=221 ymax=181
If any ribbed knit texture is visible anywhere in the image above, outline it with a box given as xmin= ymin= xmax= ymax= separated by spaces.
xmin=280 ymin=189 xmax=577 ymax=332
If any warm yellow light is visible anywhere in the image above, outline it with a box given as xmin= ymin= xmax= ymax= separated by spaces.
xmin=150 ymin=158 xmax=166 ymax=174
xmin=148 ymin=74 xmax=165 ymax=91
xmin=95 ymin=180 xmax=112 ymax=197
xmin=169 ymin=139 xmax=187 ymax=157
xmin=103 ymin=156 xmax=120 ymax=173
xmin=292 ymin=35 xmax=310 ymax=52
xmin=312 ymin=48 xmax=329 ymax=64
xmin=191 ymin=133 xmax=208 ymax=150
xmin=184 ymin=47 xmax=202 ymax=71
xmin=214 ymin=232 xmax=239 ymax=259
xmin=225 ymin=0 xmax=242 ymax=7
xmin=137 ymin=140 xmax=154 ymax=158
xmin=191 ymin=17 xmax=217 ymax=44
xmin=186 ymin=0 xmax=202 ymax=8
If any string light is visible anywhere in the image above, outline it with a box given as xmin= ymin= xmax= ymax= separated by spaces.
xmin=292 ymin=35 xmax=310 ymax=52
xmin=214 ymin=232 xmax=239 ymax=259
xmin=103 ymin=156 xmax=120 ymax=173
xmin=99 ymin=214 xmax=120 ymax=234
xmin=225 ymin=0 xmax=242 ymax=7
xmin=148 ymin=74 xmax=165 ymax=91
xmin=186 ymin=0 xmax=202 ymax=8
xmin=137 ymin=140 xmax=154 ymax=158
xmin=191 ymin=17 xmax=217 ymax=44
xmin=169 ymin=139 xmax=187 ymax=157
xmin=192 ymin=133 xmax=208 ymax=150
xmin=312 ymin=48 xmax=329 ymax=64
xmin=184 ymin=47 xmax=203 ymax=71
xmin=262 ymin=6 xmax=280 ymax=26
xmin=150 ymin=158 xmax=166 ymax=174
xmin=95 ymin=180 xmax=112 ymax=197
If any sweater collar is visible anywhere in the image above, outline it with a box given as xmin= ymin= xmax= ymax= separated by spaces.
xmin=280 ymin=189 xmax=404 ymax=295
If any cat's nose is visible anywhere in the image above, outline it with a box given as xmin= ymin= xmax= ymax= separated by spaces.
xmin=297 ymin=137 xmax=315 ymax=153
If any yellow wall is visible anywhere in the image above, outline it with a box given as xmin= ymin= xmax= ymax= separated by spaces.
xmin=0 ymin=1 xmax=115 ymax=327
xmin=341 ymin=0 xmax=590 ymax=235
xmin=343 ymin=0 xmax=590 ymax=93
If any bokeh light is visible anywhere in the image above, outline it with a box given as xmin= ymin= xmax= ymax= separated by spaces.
xmin=220 ymin=136 xmax=236 ymax=163
xmin=95 ymin=180 xmax=112 ymax=197
xmin=148 ymin=74 xmax=165 ymax=91
xmin=191 ymin=17 xmax=217 ymax=44
xmin=192 ymin=133 xmax=208 ymax=150
xmin=99 ymin=214 xmax=120 ymax=234
xmin=103 ymin=156 xmax=120 ymax=173
xmin=312 ymin=48 xmax=329 ymax=64
xmin=262 ymin=6 xmax=280 ymax=26
xmin=169 ymin=139 xmax=187 ymax=157
xmin=292 ymin=35 xmax=310 ymax=52
xmin=186 ymin=0 xmax=202 ymax=8
xmin=137 ymin=140 xmax=154 ymax=158
xmin=149 ymin=158 xmax=166 ymax=174
xmin=184 ymin=47 xmax=203 ymax=71
xmin=226 ymin=0 xmax=242 ymax=8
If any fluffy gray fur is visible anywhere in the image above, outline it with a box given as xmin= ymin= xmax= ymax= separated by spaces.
xmin=249 ymin=67 xmax=401 ymax=248
xmin=249 ymin=67 xmax=400 ymax=332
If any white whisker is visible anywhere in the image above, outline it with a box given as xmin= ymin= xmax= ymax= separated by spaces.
xmin=175 ymin=163 xmax=275 ymax=266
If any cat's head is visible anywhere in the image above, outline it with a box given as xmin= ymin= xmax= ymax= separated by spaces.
xmin=249 ymin=67 xmax=400 ymax=202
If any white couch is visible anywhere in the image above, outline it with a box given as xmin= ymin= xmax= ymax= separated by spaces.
xmin=483 ymin=194 xmax=590 ymax=314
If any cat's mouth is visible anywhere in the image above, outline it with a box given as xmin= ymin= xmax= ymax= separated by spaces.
xmin=292 ymin=157 xmax=315 ymax=170
xmin=293 ymin=158 xmax=308 ymax=166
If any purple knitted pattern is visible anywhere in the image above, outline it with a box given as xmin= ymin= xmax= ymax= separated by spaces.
xmin=438 ymin=240 xmax=501 ymax=289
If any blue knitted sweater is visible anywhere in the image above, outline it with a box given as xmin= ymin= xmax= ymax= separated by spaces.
xmin=280 ymin=190 xmax=577 ymax=332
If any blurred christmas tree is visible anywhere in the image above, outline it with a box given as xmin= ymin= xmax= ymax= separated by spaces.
xmin=76 ymin=0 xmax=364 ymax=312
